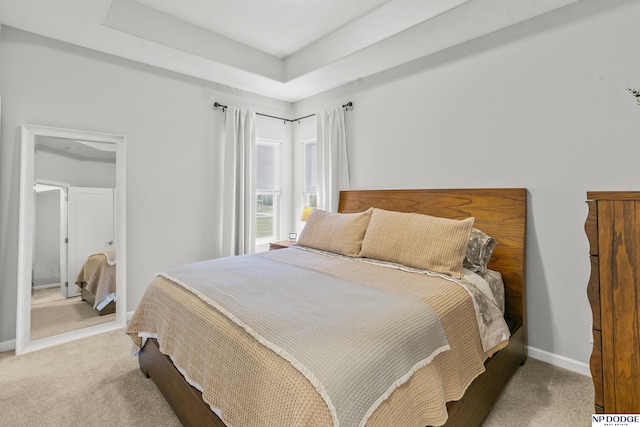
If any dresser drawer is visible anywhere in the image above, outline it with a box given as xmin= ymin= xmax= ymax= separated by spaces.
xmin=591 ymin=329 xmax=604 ymax=409
xmin=585 ymin=200 xmax=598 ymax=255
xmin=587 ymin=256 xmax=600 ymax=331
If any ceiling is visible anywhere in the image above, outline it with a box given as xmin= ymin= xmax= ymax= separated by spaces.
xmin=37 ymin=135 xmax=116 ymax=162
xmin=0 ymin=0 xmax=581 ymax=102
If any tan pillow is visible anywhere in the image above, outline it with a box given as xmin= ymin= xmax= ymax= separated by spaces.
xmin=296 ymin=208 xmax=373 ymax=256
xmin=359 ymin=208 xmax=474 ymax=278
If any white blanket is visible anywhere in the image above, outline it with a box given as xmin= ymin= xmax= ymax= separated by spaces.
xmin=161 ymin=253 xmax=450 ymax=427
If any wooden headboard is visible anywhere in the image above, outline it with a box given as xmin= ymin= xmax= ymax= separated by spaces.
xmin=338 ymin=188 xmax=527 ymax=327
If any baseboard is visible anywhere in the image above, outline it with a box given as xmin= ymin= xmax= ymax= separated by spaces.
xmin=33 ymin=282 xmax=60 ymax=290
xmin=0 ymin=339 xmax=16 ymax=352
xmin=527 ymin=345 xmax=591 ymax=377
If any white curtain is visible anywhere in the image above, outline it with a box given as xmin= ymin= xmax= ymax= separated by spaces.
xmin=316 ymin=106 xmax=350 ymax=212
xmin=217 ymin=107 xmax=256 ymax=256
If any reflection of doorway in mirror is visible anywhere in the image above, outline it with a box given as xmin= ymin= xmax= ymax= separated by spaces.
xmin=33 ymin=183 xmax=66 ymax=294
xmin=30 ymin=138 xmax=117 ymax=341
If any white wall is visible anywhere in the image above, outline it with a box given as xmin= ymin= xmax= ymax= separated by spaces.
xmin=293 ymin=0 xmax=640 ymax=370
xmin=0 ymin=27 xmax=291 ymax=344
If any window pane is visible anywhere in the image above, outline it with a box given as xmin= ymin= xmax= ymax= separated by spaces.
xmin=256 ymin=194 xmax=274 ymax=239
xmin=256 ymin=139 xmax=280 ymax=243
xmin=257 ymin=144 xmax=275 ymax=190
xmin=306 ymin=194 xmax=318 ymax=208
xmin=304 ymin=142 xmax=317 ymax=193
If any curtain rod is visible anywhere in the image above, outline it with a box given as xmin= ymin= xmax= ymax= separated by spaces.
xmin=212 ymin=101 xmax=353 ymax=124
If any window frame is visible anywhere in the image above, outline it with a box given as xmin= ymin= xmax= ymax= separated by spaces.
xmin=255 ymin=138 xmax=282 ymax=246
xmin=302 ymin=138 xmax=317 ymax=209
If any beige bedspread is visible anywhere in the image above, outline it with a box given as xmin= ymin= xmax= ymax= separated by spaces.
xmin=75 ymin=251 xmax=116 ymax=310
xmin=127 ymin=248 xmax=495 ymax=427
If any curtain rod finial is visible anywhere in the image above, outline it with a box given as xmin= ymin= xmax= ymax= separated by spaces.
xmin=213 ymin=102 xmax=227 ymax=112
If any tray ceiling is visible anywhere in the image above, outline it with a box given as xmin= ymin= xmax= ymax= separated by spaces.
xmin=0 ymin=0 xmax=581 ymax=102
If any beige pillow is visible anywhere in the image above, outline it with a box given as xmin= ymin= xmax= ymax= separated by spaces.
xmin=296 ymin=208 xmax=373 ymax=256
xmin=359 ymin=208 xmax=474 ymax=278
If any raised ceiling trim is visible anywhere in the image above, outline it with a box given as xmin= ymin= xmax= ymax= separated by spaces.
xmin=102 ymin=0 xmax=283 ymax=82
xmin=0 ymin=0 xmax=585 ymax=102
xmin=283 ymin=0 xmax=472 ymax=81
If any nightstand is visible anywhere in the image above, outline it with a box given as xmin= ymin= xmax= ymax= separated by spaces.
xmin=269 ymin=240 xmax=296 ymax=250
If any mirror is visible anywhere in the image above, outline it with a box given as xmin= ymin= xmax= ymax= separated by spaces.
xmin=17 ymin=124 xmax=127 ymax=355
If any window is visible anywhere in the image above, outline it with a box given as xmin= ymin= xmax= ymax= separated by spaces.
xmin=303 ymin=139 xmax=317 ymax=208
xmin=256 ymin=139 xmax=281 ymax=243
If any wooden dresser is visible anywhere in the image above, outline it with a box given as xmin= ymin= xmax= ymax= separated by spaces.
xmin=586 ymin=191 xmax=640 ymax=414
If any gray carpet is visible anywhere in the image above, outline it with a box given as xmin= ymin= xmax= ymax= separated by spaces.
xmin=30 ymin=287 xmax=115 ymax=340
xmin=0 ymin=329 xmax=179 ymax=426
xmin=0 ymin=329 xmax=594 ymax=426
xmin=483 ymin=357 xmax=593 ymax=426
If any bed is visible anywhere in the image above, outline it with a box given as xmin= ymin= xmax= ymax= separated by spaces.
xmin=127 ymin=188 xmax=527 ymax=427
xmin=75 ymin=251 xmax=117 ymax=315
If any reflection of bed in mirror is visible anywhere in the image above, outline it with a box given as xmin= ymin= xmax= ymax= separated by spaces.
xmin=75 ymin=251 xmax=116 ymax=315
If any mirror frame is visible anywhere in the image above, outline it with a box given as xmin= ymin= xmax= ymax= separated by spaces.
xmin=17 ymin=124 xmax=127 ymax=355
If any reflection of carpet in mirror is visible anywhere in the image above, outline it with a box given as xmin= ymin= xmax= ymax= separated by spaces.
xmin=30 ymin=287 xmax=115 ymax=340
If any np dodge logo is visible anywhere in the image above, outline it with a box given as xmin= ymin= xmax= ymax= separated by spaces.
xmin=593 ymin=414 xmax=640 ymax=427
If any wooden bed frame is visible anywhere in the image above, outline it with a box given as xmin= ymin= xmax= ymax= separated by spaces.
xmin=138 ymin=188 xmax=527 ymax=427
xmin=79 ymin=284 xmax=116 ymax=315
